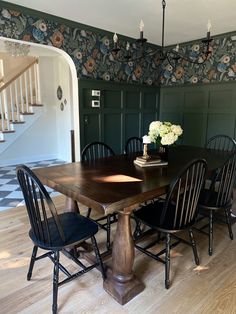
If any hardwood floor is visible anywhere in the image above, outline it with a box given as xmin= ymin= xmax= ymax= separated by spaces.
xmin=1 ymin=195 xmax=236 ymax=314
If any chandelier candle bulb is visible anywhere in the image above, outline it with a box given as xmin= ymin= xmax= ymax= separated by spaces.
xmin=113 ymin=32 xmax=118 ymax=43
xmin=139 ymin=19 xmax=144 ymax=39
xmin=207 ymin=19 xmax=212 ymax=39
xmin=126 ymin=42 xmax=130 ymax=51
xmin=175 ymin=44 xmax=180 ymax=52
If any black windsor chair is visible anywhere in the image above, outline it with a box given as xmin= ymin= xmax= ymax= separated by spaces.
xmin=125 ymin=136 xmax=143 ymax=155
xmin=81 ymin=141 xmax=116 ymax=251
xmin=196 ymin=152 xmax=236 ymax=256
xmin=133 ymin=159 xmax=207 ymax=289
xmin=206 ymin=134 xmax=236 ymax=152
xmin=17 ymin=165 xmax=105 ymax=314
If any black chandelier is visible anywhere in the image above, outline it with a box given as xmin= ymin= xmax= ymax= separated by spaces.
xmin=112 ymin=0 xmax=213 ymax=66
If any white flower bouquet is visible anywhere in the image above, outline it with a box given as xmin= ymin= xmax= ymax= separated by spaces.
xmin=148 ymin=121 xmax=183 ymax=146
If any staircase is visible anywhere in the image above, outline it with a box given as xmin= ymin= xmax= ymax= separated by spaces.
xmin=0 ymin=56 xmax=42 ymax=153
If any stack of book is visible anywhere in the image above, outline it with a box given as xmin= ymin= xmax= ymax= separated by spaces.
xmin=133 ymin=155 xmax=168 ymax=167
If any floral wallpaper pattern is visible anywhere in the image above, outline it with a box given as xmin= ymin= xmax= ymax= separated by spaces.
xmin=0 ymin=5 xmax=235 ymax=86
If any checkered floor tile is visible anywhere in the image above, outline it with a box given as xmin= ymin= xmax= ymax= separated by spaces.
xmin=0 ymin=159 xmax=66 ymax=211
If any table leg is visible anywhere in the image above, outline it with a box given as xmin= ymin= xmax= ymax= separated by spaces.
xmin=103 ymin=211 xmax=145 ymax=305
xmin=65 ymin=197 xmax=80 ymax=213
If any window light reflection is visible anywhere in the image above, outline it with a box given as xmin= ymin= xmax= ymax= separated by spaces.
xmin=93 ymin=174 xmax=142 ymax=183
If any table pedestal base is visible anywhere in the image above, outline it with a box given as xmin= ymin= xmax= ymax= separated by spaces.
xmin=103 ymin=268 xmax=144 ymax=305
xmin=103 ymin=211 xmax=145 ymax=305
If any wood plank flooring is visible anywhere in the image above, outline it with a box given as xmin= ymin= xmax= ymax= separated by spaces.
xmin=1 ymin=195 xmax=236 ymax=314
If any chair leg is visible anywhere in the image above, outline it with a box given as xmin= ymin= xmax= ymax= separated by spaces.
xmin=209 ymin=210 xmax=213 ymax=256
xmin=133 ymin=218 xmax=142 ymax=239
xmin=27 ymin=245 xmax=38 ymax=281
xmin=106 ymin=214 xmax=111 ymax=251
xmin=91 ymin=236 xmax=106 ymax=280
xmin=165 ymin=233 xmax=171 ymax=289
xmin=225 ymin=208 xmax=234 ymax=240
xmin=87 ymin=207 xmax=92 ymax=218
xmin=52 ymin=251 xmax=59 ymax=314
xmin=188 ymin=228 xmax=199 ymax=265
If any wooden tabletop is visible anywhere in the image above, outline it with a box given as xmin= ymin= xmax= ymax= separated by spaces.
xmin=34 ymin=145 xmax=230 ymax=215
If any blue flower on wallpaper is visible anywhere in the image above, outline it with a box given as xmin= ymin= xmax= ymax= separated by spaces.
xmin=0 ymin=5 xmax=236 ymax=86
xmin=217 ymin=63 xmax=227 ymax=72
xmin=32 ymin=28 xmax=44 ymax=41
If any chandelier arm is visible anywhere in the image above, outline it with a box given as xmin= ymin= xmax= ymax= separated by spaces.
xmin=169 ymin=49 xmax=209 ymax=65
xmin=166 ymin=51 xmax=176 ymax=68
xmin=113 ymin=47 xmax=162 ymax=63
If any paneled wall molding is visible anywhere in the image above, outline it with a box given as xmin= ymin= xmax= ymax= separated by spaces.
xmin=79 ymin=79 xmax=160 ymax=153
xmin=160 ymin=81 xmax=236 ymax=147
xmin=0 ymin=1 xmax=235 ymax=86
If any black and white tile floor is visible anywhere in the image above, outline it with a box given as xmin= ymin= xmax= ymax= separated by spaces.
xmin=0 ymin=159 xmax=66 ymax=211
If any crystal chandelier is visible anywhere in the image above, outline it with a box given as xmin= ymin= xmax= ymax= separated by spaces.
xmin=112 ymin=0 xmax=213 ymax=66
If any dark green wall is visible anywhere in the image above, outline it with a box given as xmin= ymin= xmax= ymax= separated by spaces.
xmin=79 ymin=80 xmax=159 ymax=153
xmin=160 ymin=81 xmax=236 ymax=147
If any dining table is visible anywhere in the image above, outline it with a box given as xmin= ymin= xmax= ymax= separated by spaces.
xmin=34 ymin=145 xmax=231 ymax=305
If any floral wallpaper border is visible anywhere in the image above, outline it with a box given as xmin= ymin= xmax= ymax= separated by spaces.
xmin=0 ymin=4 xmax=235 ymax=86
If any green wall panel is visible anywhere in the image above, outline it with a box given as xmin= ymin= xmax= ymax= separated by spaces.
xmin=103 ymin=90 xmax=122 ymax=109
xmin=143 ymin=92 xmax=157 ymax=109
xmin=124 ymin=113 xmax=140 ymax=141
xmin=184 ymin=90 xmax=208 ymax=111
xmin=208 ymin=89 xmax=233 ymax=112
xmin=160 ymin=112 xmax=183 ymax=125
xmin=183 ymin=113 xmax=206 ymax=147
xmin=162 ymin=92 xmax=184 ymax=112
xmin=81 ymin=113 xmax=101 ymax=150
xmin=160 ymin=82 xmax=236 ymax=148
xmin=124 ymin=91 xmax=140 ymax=109
xmin=104 ymin=113 xmax=121 ymax=153
xmin=79 ymin=80 xmax=159 ymax=155
xmin=206 ymin=114 xmax=235 ymax=140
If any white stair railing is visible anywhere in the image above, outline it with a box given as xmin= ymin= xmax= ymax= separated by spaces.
xmin=0 ymin=58 xmax=40 ymax=136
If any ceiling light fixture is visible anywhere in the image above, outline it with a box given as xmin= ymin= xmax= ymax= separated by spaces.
xmin=112 ymin=0 xmax=213 ymax=66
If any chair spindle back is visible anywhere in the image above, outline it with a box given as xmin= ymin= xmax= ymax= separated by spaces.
xmin=17 ymin=165 xmax=65 ymax=246
xmin=81 ymin=141 xmax=115 ymax=162
xmin=162 ymin=159 xmax=207 ymax=230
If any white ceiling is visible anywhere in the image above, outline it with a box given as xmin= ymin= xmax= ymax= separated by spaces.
xmin=4 ymin=0 xmax=236 ymax=46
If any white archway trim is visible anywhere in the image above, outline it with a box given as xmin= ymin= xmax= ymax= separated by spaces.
xmin=0 ymin=36 xmax=80 ymax=161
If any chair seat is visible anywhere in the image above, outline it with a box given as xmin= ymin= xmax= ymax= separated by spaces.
xmin=198 ymin=189 xmax=232 ymax=211
xmin=29 ymin=212 xmax=98 ymax=250
xmin=134 ymin=200 xmax=194 ymax=232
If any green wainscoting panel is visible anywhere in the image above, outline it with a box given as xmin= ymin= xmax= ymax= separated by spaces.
xmin=184 ymin=90 xmax=208 ymax=111
xmin=143 ymin=92 xmax=157 ymax=109
xmin=124 ymin=113 xmax=140 ymax=141
xmin=160 ymin=112 xmax=183 ymax=125
xmin=125 ymin=91 xmax=140 ymax=109
xmin=183 ymin=113 xmax=207 ymax=147
xmin=81 ymin=113 xmax=101 ymax=150
xmin=161 ymin=91 xmax=184 ymax=112
xmin=206 ymin=114 xmax=235 ymax=141
xmin=104 ymin=113 xmax=121 ymax=153
xmin=103 ymin=90 xmax=122 ymax=109
xmin=208 ymin=89 xmax=233 ymax=112
xmin=160 ymin=81 xmax=236 ymax=147
xmin=79 ymin=80 xmax=159 ymax=154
